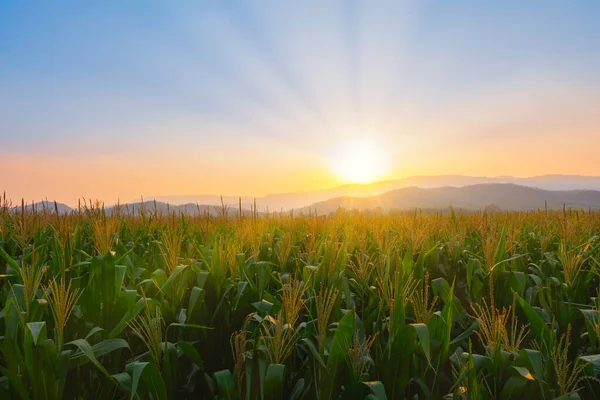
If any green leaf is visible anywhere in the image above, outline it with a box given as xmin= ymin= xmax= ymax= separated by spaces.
xmin=516 ymin=294 xmax=554 ymax=350
xmin=70 ymin=339 xmax=130 ymax=366
xmin=579 ymin=354 xmax=600 ymax=377
xmin=85 ymin=326 xmax=106 ymax=340
xmin=187 ymin=286 xmax=205 ymax=322
xmin=581 ymin=309 xmax=599 ymax=348
xmin=301 ymin=337 xmax=327 ymax=369
xmin=112 ymin=372 xmax=133 ymax=395
xmin=3 ymin=296 xmax=22 ymax=342
xmin=452 ymin=353 xmax=492 ymax=391
xmin=0 ymin=246 xmax=21 ymax=276
xmin=109 ymin=297 xmax=146 ymax=338
xmin=512 ymin=366 xmax=535 ymax=381
xmin=386 ymin=324 xmax=417 ymax=398
xmin=290 ymin=378 xmax=305 ymax=400
xmin=67 ymin=339 xmax=112 ymax=379
xmin=450 ymin=321 xmax=478 ymax=347
xmin=0 ymin=366 xmax=28 ymax=400
xmin=493 ymin=225 xmax=507 ymax=266
xmin=234 ymin=281 xmax=248 ymax=310
xmin=26 ymin=321 xmax=46 ymax=345
xmin=168 ymin=323 xmax=213 ymax=331
xmin=322 ymin=310 xmax=355 ymax=399
xmin=408 ymin=376 xmax=431 ymax=398
xmin=499 ymin=376 xmax=528 ymax=400
xmin=160 ymin=264 xmax=188 ymax=292
xmin=519 ymin=349 xmax=546 ymax=399
xmin=252 ymin=299 xmax=274 ymax=314
xmin=265 ymin=363 xmax=285 ymax=400
xmin=410 ymin=323 xmax=431 ymax=364
xmin=115 ymin=264 xmax=127 ymax=293
xmin=521 ymin=349 xmax=543 ymax=378
xmin=437 ymin=279 xmax=455 ymax=362
xmin=177 ymin=341 xmax=204 ymax=370
xmin=213 ymin=369 xmax=236 ymax=400
xmin=364 ymin=381 xmax=387 ymax=400
xmin=130 ymin=361 xmax=167 ymax=400
xmin=342 ymin=382 xmax=370 ymax=400
xmin=151 ymin=269 xmax=168 ymax=290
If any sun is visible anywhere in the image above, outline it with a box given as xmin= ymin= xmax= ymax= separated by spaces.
xmin=328 ymin=137 xmax=389 ymax=184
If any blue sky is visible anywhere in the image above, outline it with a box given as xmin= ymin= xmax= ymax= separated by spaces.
xmin=1 ymin=1 xmax=599 ymax=203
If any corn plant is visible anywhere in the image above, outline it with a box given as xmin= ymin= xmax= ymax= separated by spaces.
xmin=0 ymin=206 xmax=599 ymax=399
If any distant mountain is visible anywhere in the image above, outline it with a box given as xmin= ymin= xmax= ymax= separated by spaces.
xmin=10 ymin=200 xmax=259 ymax=217
xmin=11 ymin=201 xmax=73 ymax=214
xmin=301 ymin=184 xmax=600 ymax=215
xmin=148 ymin=175 xmax=600 ymax=211
xmin=9 ymin=175 xmax=600 ymax=214
xmin=107 ymin=201 xmax=259 ymax=217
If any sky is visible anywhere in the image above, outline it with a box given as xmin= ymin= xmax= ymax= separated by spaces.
xmin=2 ymin=1 xmax=599 ymax=205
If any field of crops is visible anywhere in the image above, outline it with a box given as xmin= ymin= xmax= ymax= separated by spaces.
xmin=1 ymin=203 xmax=600 ymax=399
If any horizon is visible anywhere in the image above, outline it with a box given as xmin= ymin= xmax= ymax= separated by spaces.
xmin=3 ymin=2 xmax=599 ymax=204
xmin=5 ymin=173 xmax=600 ymax=209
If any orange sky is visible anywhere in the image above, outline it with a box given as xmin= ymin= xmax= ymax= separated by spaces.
xmin=5 ymin=120 xmax=599 ymax=206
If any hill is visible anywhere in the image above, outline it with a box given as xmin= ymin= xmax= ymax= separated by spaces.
xmin=301 ymin=184 xmax=600 ymax=215
xmin=10 ymin=200 xmax=259 ymax=217
xmin=8 ymin=175 xmax=600 ymax=214
xmin=148 ymin=174 xmax=600 ymax=211
xmin=11 ymin=201 xmax=73 ymax=214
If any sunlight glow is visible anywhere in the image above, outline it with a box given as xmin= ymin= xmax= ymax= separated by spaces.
xmin=328 ymin=137 xmax=390 ymax=184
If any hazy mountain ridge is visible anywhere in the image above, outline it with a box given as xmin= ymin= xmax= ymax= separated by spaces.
xmin=11 ymin=200 xmax=260 ymax=217
xmin=8 ymin=175 xmax=600 ymax=214
xmin=146 ymin=174 xmax=600 ymax=211
xmin=10 ymin=200 xmax=73 ymax=214
xmin=301 ymin=184 xmax=600 ymax=214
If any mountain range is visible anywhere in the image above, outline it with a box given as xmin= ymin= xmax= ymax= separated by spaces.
xmin=146 ymin=174 xmax=600 ymax=212
xmin=12 ymin=200 xmax=257 ymax=217
xmin=8 ymin=175 xmax=600 ymax=215
xmin=300 ymin=184 xmax=600 ymax=215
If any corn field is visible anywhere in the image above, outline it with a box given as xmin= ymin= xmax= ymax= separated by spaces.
xmin=1 ymin=202 xmax=600 ymax=399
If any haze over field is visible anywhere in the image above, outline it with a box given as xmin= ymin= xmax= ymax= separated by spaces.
xmin=145 ymin=174 xmax=600 ymax=212
xmin=13 ymin=179 xmax=600 ymax=216
xmin=2 ymin=1 xmax=600 ymax=205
